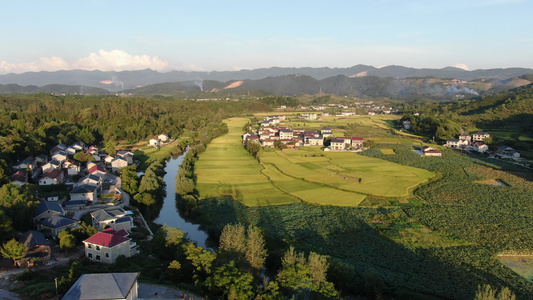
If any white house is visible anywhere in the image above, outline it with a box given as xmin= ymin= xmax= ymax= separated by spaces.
xmin=279 ymin=129 xmax=293 ymax=140
xmin=474 ymin=142 xmax=489 ymax=153
xmin=330 ymin=139 xmax=346 ymax=151
xmin=117 ymin=151 xmax=134 ymax=165
xmin=472 ymin=132 xmax=490 ymax=142
xmin=83 ymin=229 xmax=139 ymax=264
xmin=158 ymin=134 xmax=169 ymax=142
xmin=149 ymin=138 xmax=160 ymax=147
xmin=91 ymin=208 xmax=134 ymax=232
xmin=111 ymin=157 xmax=129 ymax=172
xmin=70 ymin=185 xmax=98 ymax=202
xmin=445 ymin=139 xmax=468 ymax=148
xmin=307 ymin=136 xmax=324 ymax=146
xmin=41 ymin=160 xmax=61 ymax=174
xmin=39 ymin=169 xmax=65 ymax=185
xmin=51 ymin=151 xmax=68 ymax=164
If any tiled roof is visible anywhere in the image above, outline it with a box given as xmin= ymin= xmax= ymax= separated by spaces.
xmin=44 ymin=169 xmax=63 ymax=179
xmin=84 ymin=230 xmax=130 ymax=248
xmin=102 ymin=228 xmax=129 ymax=237
xmin=89 ymin=165 xmax=106 ymax=174
xmin=35 ymin=201 xmax=64 ymax=217
xmin=70 ymin=185 xmax=97 ymax=194
xmin=39 ymin=215 xmax=78 ymax=229
xmin=62 ymin=272 xmax=139 ymax=300
xmin=19 ymin=230 xmax=49 ymax=248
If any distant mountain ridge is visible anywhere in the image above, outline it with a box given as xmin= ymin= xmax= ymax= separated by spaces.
xmin=1 ymin=65 xmax=532 ymax=92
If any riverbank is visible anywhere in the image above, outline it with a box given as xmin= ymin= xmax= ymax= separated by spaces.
xmin=154 ymin=150 xmax=209 ymax=248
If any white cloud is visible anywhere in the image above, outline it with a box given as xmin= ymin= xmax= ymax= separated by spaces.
xmin=0 ymin=49 xmax=177 ymax=74
xmin=454 ymin=63 xmax=470 ymax=70
xmin=0 ymin=56 xmax=69 ymax=74
xmin=72 ymin=49 xmax=171 ymax=72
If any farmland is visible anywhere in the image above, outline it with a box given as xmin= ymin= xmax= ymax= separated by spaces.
xmin=195 ymin=116 xmax=434 ymax=206
xmin=194 ymin=118 xmax=298 ymax=206
xmin=195 ymin=113 xmax=533 ymax=299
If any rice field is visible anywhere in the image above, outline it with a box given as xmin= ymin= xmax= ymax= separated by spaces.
xmin=195 ymin=116 xmax=435 ymax=207
xmin=380 ymin=149 xmax=396 ymax=155
xmin=260 ymin=149 xmax=434 ymax=198
xmin=195 ymin=118 xmax=299 ymax=206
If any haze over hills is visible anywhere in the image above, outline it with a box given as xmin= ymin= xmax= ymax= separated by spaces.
xmin=1 ymin=65 xmax=533 ymax=90
xmin=1 ymin=65 xmax=532 ymax=99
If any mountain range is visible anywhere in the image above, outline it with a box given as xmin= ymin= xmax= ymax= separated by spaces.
xmin=0 ymin=65 xmax=532 ymax=99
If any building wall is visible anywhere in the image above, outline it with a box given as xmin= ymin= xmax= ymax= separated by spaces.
xmin=84 ymin=241 xmax=132 ymax=264
xmin=70 ymin=192 xmax=96 ymax=202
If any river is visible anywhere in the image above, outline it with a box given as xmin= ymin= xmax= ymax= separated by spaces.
xmin=154 ymin=151 xmax=209 ymax=248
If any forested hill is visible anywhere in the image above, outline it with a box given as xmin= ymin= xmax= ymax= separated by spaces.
xmin=3 ymin=74 xmax=531 ymax=101
xmin=403 ymin=83 xmax=533 ymax=154
xmin=0 ymin=83 xmax=110 ymax=95
xmin=128 ymin=74 xmax=532 ymax=100
xmin=0 ymin=95 xmax=271 ymax=169
xmin=2 ymin=65 xmax=533 ymax=89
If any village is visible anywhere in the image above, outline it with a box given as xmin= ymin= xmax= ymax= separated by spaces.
xmin=243 ymin=114 xmax=366 ymax=151
xmin=4 ymin=134 xmax=174 ymax=269
xmin=443 ymin=131 xmax=523 ymax=159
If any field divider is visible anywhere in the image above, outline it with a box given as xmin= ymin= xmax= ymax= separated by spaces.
xmin=259 ymin=163 xmax=305 ymax=203
xmin=261 ymin=161 xmax=369 ymax=201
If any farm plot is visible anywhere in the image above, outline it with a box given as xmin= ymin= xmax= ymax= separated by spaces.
xmin=261 ymin=164 xmax=366 ymax=206
xmin=380 ymin=149 xmax=396 ymax=155
xmin=195 ymin=118 xmax=299 ymax=206
xmin=260 ymin=149 xmax=435 ymax=198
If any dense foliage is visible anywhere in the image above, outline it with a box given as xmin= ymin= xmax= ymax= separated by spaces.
xmin=401 ymin=84 xmax=533 ymax=152
xmin=0 ymin=94 xmax=267 ymax=165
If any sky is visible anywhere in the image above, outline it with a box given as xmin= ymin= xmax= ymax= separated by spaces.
xmin=1 ymin=0 xmax=532 ymax=74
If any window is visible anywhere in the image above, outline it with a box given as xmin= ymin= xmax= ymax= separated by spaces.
xmin=105 ymin=253 xmax=109 ymax=258
xmin=88 ymin=253 xmax=92 ymax=258
xmin=87 ymin=244 xmax=92 ymax=249
xmin=96 ymin=255 xmax=101 ymax=261
xmin=96 ymin=246 xmax=100 ymax=251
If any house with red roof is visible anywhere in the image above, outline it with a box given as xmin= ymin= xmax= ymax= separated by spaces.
xmin=89 ymin=165 xmax=107 ymax=178
xmin=422 ymin=146 xmax=442 ymax=157
xmin=38 ymin=169 xmax=65 ymax=185
xmin=351 ymin=137 xmax=364 ymax=148
xmin=83 ymin=228 xmax=139 ymax=264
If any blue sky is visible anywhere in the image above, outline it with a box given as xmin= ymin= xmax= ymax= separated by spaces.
xmin=1 ymin=0 xmax=531 ymax=74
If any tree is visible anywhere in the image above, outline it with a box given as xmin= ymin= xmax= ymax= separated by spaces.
xmin=175 ymin=177 xmax=195 ymax=195
xmin=58 ymin=230 xmax=76 ymax=251
xmin=73 ymin=152 xmax=96 ymax=162
xmin=246 ymin=141 xmax=261 ymax=158
xmin=184 ymin=242 xmax=217 ymax=279
xmin=0 ymin=183 xmax=35 ymax=231
xmin=0 ymin=210 xmax=14 ymax=242
xmin=219 ymin=223 xmax=246 ymax=255
xmin=71 ymin=222 xmax=97 ymax=243
xmin=0 ymin=238 xmax=27 ymax=266
xmin=133 ymin=192 xmax=156 ymax=206
xmin=206 ymin=261 xmax=254 ymax=300
xmin=474 ymin=284 xmax=516 ymax=300
xmin=276 ymin=246 xmax=337 ymax=298
xmin=120 ymin=165 xmax=139 ymax=195
xmin=245 ymin=225 xmax=267 ymax=271
xmin=162 ymin=225 xmax=186 ymax=247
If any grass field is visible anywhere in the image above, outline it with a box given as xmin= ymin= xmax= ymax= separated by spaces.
xmin=195 ymin=116 xmax=435 ymax=206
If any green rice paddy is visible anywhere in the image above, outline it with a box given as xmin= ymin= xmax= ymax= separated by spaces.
xmin=195 ymin=116 xmax=435 ymax=206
